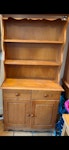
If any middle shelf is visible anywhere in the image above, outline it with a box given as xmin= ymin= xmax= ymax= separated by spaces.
xmin=4 ymin=39 xmax=64 ymax=44
xmin=4 ymin=60 xmax=61 ymax=66
xmin=4 ymin=42 xmax=62 ymax=63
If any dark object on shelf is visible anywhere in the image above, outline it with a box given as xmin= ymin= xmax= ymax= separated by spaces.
xmin=55 ymin=116 xmax=64 ymax=136
xmin=58 ymin=93 xmax=66 ymax=115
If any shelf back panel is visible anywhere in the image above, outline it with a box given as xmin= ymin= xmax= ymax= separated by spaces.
xmin=4 ymin=43 xmax=62 ymax=62
xmin=4 ymin=19 xmax=66 ymax=41
xmin=5 ymin=65 xmax=59 ymax=81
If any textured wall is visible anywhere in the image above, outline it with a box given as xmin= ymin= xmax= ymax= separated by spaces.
xmin=0 ymin=15 xmax=3 ymax=114
xmin=60 ymin=23 xmax=69 ymax=83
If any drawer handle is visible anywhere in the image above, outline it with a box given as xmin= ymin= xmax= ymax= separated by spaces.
xmin=44 ymin=94 xmax=48 ymax=97
xmin=16 ymin=93 xmax=20 ymax=96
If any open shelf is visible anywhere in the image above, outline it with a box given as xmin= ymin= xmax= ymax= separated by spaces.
xmin=4 ymin=60 xmax=61 ymax=66
xmin=1 ymin=78 xmax=64 ymax=91
xmin=4 ymin=39 xmax=64 ymax=44
xmin=5 ymin=65 xmax=59 ymax=81
xmin=4 ymin=42 xmax=62 ymax=62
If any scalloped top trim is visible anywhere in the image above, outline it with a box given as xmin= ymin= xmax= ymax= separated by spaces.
xmin=2 ymin=15 xmax=68 ymax=21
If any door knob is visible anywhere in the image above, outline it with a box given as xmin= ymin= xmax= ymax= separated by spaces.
xmin=31 ymin=114 xmax=34 ymax=117
xmin=26 ymin=114 xmax=30 ymax=117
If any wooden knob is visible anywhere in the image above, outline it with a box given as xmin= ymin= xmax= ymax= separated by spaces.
xmin=44 ymin=94 xmax=48 ymax=97
xmin=26 ymin=114 xmax=30 ymax=117
xmin=16 ymin=93 xmax=20 ymax=96
xmin=31 ymin=114 xmax=34 ymax=117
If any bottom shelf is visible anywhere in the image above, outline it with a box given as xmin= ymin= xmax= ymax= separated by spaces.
xmin=1 ymin=78 xmax=64 ymax=91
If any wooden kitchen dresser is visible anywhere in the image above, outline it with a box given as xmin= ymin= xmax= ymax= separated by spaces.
xmin=1 ymin=14 xmax=68 ymax=131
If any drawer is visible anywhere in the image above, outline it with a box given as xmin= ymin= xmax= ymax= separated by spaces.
xmin=32 ymin=90 xmax=60 ymax=100
xmin=3 ymin=90 xmax=31 ymax=100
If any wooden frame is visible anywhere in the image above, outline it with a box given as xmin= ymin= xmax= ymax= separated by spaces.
xmin=1 ymin=14 xmax=68 ymax=131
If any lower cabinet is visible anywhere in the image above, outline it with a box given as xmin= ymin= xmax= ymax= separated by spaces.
xmin=3 ymin=90 xmax=60 ymax=131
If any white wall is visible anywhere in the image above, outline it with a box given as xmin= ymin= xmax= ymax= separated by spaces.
xmin=0 ymin=89 xmax=3 ymax=115
xmin=0 ymin=15 xmax=3 ymax=115
xmin=60 ymin=23 xmax=69 ymax=84
xmin=0 ymin=52 xmax=4 ymax=114
xmin=0 ymin=53 xmax=3 ymax=115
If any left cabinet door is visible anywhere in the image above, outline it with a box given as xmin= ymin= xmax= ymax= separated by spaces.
xmin=3 ymin=98 xmax=31 ymax=130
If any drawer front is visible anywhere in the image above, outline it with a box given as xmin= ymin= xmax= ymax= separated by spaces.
xmin=32 ymin=90 xmax=60 ymax=100
xmin=3 ymin=90 xmax=31 ymax=100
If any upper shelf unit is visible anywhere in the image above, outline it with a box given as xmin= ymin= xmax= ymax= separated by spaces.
xmin=1 ymin=14 xmax=68 ymax=83
xmin=3 ymin=18 xmax=67 ymax=43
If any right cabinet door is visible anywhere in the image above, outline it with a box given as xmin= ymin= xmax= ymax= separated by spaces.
xmin=31 ymin=100 xmax=59 ymax=130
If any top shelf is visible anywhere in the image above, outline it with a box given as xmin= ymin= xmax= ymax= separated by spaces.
xmin=4 ymin=39 xmax=64 ymax=44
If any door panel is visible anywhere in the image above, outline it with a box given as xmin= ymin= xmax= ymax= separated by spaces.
xmin=31 ymin=100 xmax=59 ymax=129
xmin=4 ymin=99 xmax=31 ymax=130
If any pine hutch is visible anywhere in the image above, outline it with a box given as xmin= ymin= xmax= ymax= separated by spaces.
xmin=1 ymin=14 xmax=68 ymax=130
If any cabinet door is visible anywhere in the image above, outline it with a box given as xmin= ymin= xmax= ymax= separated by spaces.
xmin=31 ymin=100 xmax=59 ymax=130
xmin=4 ymin=99 xmax=31 ymax=130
